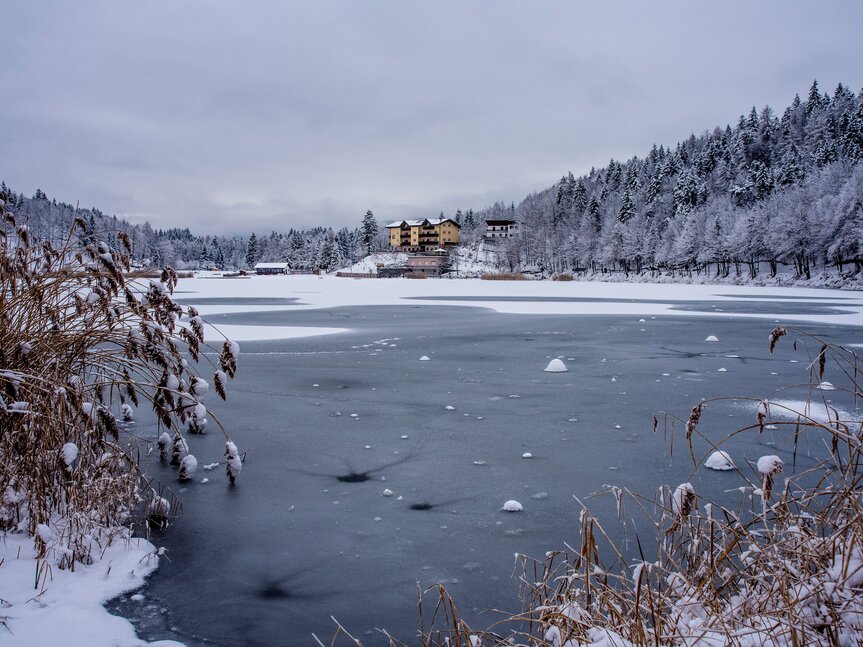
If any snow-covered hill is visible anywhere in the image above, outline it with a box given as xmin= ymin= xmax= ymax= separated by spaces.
xmin=338 ymin=252 xmax=408 ymax=274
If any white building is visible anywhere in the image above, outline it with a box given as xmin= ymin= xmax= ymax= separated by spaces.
xmin=484 ymin=219 xmax=518 ymax=239
xmin=253 ymin=262 xmax=289 ymax=275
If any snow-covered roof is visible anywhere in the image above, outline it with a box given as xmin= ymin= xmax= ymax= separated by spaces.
xmin=385 ymin=218 xmax=460 ymax=228
xmin=254 ymin=262 xmax=289 ymax=269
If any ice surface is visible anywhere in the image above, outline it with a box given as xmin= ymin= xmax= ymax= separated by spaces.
xmin=751 ymin=399 xmax=858 ymax=424
xmin=102 ymin=278 xmax=863 ymax=643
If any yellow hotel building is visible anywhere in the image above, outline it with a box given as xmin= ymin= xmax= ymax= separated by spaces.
xmin=385 ymin=218 xmax=460 ymax=252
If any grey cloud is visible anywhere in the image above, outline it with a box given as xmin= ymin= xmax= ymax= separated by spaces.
xmin=2 ymin=1 xmax=862 ymax=235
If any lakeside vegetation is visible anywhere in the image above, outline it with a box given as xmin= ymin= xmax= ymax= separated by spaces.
xmin=0 ymin=192 xmax=241 ymax=566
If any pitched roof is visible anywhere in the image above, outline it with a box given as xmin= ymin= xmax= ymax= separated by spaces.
xmin=254 ymin=262 xmax=289 ymax=269
xmin=385 ymin=218 xmax=460 ymax=228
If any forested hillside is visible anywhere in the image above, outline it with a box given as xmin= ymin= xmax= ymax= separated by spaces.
xmin=0 ymin=185 xmax=373 ymax=272
xmin=464 ymin=81 xmax=863 ymax=281
xmin=4 ymin=81 xmax=862 ymax=282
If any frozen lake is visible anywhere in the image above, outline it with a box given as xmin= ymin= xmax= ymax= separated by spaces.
xmin=112 ymin=277 xmax=863 ymax=645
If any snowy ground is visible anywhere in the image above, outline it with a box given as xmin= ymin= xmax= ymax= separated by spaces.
xmin=339 ymin=252 xmax=408 ymax=274
xmin=0 ymin=533 xmax=180 ymax=647
xmin=447 ymin=243 xmax=498 ymax=274
xmin=5 ymin=275 xmax=863 ymax=646
xmin=179 ymin=274 xmax=863 ymax=342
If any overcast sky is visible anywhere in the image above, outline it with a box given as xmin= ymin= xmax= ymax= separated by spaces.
xmin=2 ymin=1 xmax=862 ymax=235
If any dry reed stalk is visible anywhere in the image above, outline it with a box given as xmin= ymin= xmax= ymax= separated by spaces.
xmin=0 ymin=190 xmax=242 ymax=568
xmin=480 ymin=273 xmax=529 ymax=280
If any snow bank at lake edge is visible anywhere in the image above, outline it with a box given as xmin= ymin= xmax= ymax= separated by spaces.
xmin=0 ymin=532 xmax=183 ymax=647
xmin=178 ymin=275 xmax=863 ymax=337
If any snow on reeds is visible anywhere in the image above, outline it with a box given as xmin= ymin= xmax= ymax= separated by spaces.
xmin=0 ymin=194 xmax=242 ymax=568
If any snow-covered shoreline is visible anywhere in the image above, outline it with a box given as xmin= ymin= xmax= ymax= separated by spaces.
xmin=187 ymin=274 xmax=863 ymax=342
xmin=0 ymin=531 xmax=181 ymax=647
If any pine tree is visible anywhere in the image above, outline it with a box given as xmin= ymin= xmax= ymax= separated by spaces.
xmin=361 ymin=210 xmax=378 ymax=255
xmin=199 ymin=243 xmax=213 ymax=267
xmin=618 ymin=190 xmax=636 ymax=223
xmin=646 ymin=167 xmax=664 ymax=204
xmin=806 ymin=80 xmax=822 ymax=115
xmin=607 ymin=160 xmax=622 ymax=191
xmin=212 ymin=240 xmax=225 ymax=269
xmin=572 ymin=180 xmax=587 ymax=214
xmin=750 ymin=160 xmax=775 ymax=198
xmin=777 ymin=143 xmax=805 ymax=186
xmin=624 ymin=164 xmax=641 ymax=192
xmin=587 ymin=195 xmax=601 ymax=235
xmin=673 ymin=171 xmax=701 ymax=215
xmin=842 ymin=103 xmax=863 ymax=163
xmin=554 ymin=174 xmax=575 ymax=226
xmin=336 ymin=227 xmax=353 ymax=262
xmin=245 ymin=232 xmax=259 ymax=268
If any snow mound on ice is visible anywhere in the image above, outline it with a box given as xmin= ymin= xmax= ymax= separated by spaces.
xmin=544 ymin=358 xmax=568 ymax=373
xmin=502 ymin=500 xmax=523 ymax=512
xmin=704 ymin=451 xmax=735 ymax=471
xmin=705 ymin=335 xmax=720 ymax=342
xmin=419 ymin=356 xmax=431 ymax=361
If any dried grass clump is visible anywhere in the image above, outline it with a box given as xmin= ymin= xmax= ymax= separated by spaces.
xmin=480 ymin=272 xmax=529 ymax=281
xmin=552 ymin=273 xmax=574 ymax=281
xmin=503 ymin=330 xmax=863 ymax=647
xmin=0 ymin=193 xmax=241 ymax=568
